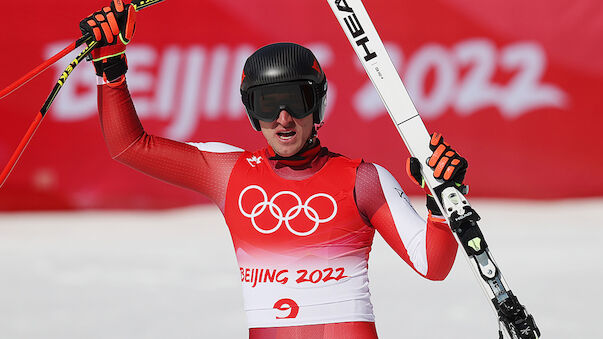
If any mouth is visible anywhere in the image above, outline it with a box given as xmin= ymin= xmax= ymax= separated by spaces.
xmin=277 ymin=130 xmax=297 ymax=141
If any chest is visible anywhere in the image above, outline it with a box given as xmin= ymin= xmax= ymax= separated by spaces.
xmin=223 ymin=153 xmax=372 ymax=257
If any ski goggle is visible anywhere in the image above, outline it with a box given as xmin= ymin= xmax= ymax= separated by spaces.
xmin=246 ymin=81 xmax=319 ymax=121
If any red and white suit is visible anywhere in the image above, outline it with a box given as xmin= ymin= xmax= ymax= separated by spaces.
xmin=98 ymin=82 xmax=458 ymax=338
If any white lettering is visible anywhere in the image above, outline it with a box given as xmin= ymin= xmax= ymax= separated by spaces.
xmin=353 ymin=39 xmax=568 ymax=120
xmin=45 ymin=42 xmax=336 ymax=141
xmin=453 ymin=39 xmax=501 ymax=115
xmin=44 ymin=39 xmax=561 ymax=141
xmin=125 ymin=45 xmax=157 ymax=116
xmin=499 ymin=42 xmax=567 ymax=115
xmin=406 ymin=44 xmax=455 ymax=117
xmin=205 ymin=45 xmax=229 ymax=119
xmin=165 ymin=46 xmax=204 ymax=139
xmin=154 ymin=46 xmax=181 ymax=119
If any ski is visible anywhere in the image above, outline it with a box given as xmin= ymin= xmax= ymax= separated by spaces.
xmin=326 ymin=1 xmax=540 ymax=338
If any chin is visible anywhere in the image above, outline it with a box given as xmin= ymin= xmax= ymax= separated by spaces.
xmin=275 ymin=148 xmax=298 ymax=157
xmin=273 ymin=143 xmax=303 ymax=157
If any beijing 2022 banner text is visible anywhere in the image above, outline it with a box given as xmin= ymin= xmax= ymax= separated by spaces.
xmin=0 ymin=0 xmax=601 ymax=209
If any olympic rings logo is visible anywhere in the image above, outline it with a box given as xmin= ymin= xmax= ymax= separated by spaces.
xmin=238 ymin=185 xmax=338 ymax=236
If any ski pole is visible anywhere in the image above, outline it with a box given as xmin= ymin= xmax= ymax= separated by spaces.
xmin=0 ymin=37 xmax=87 ymax=100
xmin=0 ymin=0 xmax=165 ymax=100
xmin=0 ymin=0 xmax=166 ymax=188
xmin=0 ymin=40 xmax=97 ymax=188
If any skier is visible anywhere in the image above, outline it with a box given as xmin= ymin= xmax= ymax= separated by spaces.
xmin=81 ymin=1 xmax=468 ymax=338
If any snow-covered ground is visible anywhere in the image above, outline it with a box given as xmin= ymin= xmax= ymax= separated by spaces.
xmin=0 ymin=198 xmax=600 ymax=338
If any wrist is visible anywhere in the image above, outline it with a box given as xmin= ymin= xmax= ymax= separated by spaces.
xmin=93 ymin=54 xmax=128 ymax=84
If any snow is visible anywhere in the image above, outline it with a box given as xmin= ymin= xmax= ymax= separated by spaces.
xmin=0 ymin=198 xmax=601 ymax=338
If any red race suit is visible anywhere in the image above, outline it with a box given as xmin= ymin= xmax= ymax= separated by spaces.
xmin=97 ymin=82 xmax=458 ymax=339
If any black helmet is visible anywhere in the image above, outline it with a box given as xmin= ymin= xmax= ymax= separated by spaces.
xmin=240 ymin=43 xmax=328 ymax=131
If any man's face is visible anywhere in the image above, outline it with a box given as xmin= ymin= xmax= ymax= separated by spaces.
xmin=259 ymin=110 xmax=314 ymax=157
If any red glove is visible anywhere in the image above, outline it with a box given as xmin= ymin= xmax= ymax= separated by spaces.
xmin=406 ymin=133 xmax=468 ymax=215
xmin=79 ymin=0 xmax=136 ymax=83
xmin=426 ymin=132 xmax=467 ymax=183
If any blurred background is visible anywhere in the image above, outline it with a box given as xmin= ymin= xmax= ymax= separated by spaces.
xmin=0 ymin=0 xmax=601 ymax=338
xmin=2 ymin=0 xmax=601 ymax=208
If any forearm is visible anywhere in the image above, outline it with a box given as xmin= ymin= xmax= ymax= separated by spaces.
xmin=356 ymin=162 xmax=457 ymax=280
xmin=97 ymin=81 xmax=144 ymax=159
xmin=368 ymin=202 xmax=457 ymax=280
xmin=423 ymin=214 xmax=458 ymax=280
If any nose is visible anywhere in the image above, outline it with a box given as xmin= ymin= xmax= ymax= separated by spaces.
xmin=275 ymin=109 xmax=294 ymax=125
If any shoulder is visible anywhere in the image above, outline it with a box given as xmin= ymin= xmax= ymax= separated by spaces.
xmin=356 ymin=162 xmax=392 ymax=182
xmin=321 ymin=148 xmax=362 ymax=168
xmin=355 ymin=162 xmax=413 ymax=219
xmin=186 ymin=142 xmax=250 ymax=171
xmin=186 ymin=141 xmax=245 ymax=154
xmin=355 ymin=162 xmax=405 ymax=198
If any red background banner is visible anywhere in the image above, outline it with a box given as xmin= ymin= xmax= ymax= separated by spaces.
xmin=1 ymin=0 xmax=601 ymax=210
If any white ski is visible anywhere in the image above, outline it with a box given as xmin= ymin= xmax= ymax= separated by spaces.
xmin=326 ymin=1 xmax=540 ymax=338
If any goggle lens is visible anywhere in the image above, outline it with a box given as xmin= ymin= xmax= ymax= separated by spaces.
xmin=249 ymin=81 xmax=316 ymax=121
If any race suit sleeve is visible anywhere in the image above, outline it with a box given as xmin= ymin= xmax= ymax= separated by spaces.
xmin=355 ymin=162 xmax=458 ymax=280
xmin=97 ymin=81 xmax=242 ymax=211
